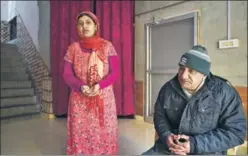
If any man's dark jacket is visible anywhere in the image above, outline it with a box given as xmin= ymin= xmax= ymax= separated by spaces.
xmin=153 ymin=73 xmax=246 ymax=155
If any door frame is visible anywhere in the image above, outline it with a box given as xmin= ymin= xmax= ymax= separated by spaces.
xmin=144 ymin=10 xmax=200 ymax=123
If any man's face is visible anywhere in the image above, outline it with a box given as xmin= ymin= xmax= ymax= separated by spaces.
xmin=178 ymin=66 xmax=205 ymax=92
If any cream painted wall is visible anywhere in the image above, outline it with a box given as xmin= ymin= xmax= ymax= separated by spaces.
xmin=135 ymin=1 xmax=247 ymax=86
xmin=38 ymin=1 xmax=50 ymax=70
xmin=6 ymin=1 xmax=40 ymax=51
xmin=1 ymin=1 xmax=9 ymax=21
xmin=2 ymin=1 xmax=52 ymax=70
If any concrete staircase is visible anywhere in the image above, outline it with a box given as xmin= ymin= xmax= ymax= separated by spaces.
xmin=0 ymin=43 xmax=40 ymax=119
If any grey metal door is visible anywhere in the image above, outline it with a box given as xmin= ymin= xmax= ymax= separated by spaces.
xmin=145 ymin=12 xmax=199 ymax=123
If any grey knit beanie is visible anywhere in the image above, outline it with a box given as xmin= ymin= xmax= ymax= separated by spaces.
xmin=178 ymin=45 xmax=211 ymax=75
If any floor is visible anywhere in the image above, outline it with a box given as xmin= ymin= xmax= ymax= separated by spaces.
xmin=1 ymin=115 xmax=155 ymax=155
xmin=1 ymin=115 xmax=247 ymax=155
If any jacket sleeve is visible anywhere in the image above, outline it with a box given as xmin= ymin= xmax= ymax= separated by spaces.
xmin=190 ymin=85 xmax=246 ymax=154
xmin=153 ymin=85 xmax=173 ymax=145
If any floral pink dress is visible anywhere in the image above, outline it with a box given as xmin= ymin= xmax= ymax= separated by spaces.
xmin=64 ymin=40 xmax=118 ymax=155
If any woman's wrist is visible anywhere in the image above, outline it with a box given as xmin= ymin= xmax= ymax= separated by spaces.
xmin=98 ymin=82 xmax=103 ymax=89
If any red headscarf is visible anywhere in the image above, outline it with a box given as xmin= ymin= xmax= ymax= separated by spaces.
xmin=77 ymin=11 xmax=104 ymax=50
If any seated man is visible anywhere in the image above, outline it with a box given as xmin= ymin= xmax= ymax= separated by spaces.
xmin=142 ymin=45 xmax=246 ymax=155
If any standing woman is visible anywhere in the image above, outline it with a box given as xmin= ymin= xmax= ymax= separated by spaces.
xmin=63 ymin=11 xmax=119 ymax=155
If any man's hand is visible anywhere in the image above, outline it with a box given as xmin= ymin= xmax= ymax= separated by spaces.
xmin=169 ymin=134 xmax=190 ymax=155
xmin=167 ymin=134 xmax=186 ymax=155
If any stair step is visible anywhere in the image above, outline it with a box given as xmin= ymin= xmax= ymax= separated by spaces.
xmin=1 ymin=113 xmax=41 ymax=123
xmin=1 ymin=53 xmax=22 ymax=59
xmin=1 ymin=61 xmax=24 ymax=67
xmin=1 ymin=55 xmax=22 ymax=62
xmin=1 ymin=50 xmax=20 ymax=56
xmin=0 ymin=51 xmax=21 ymax=57
xmin=1 ymin=59 xmax=23 ymax=65
xmin=0 ymin=57 xmax=23 ymax=63
xmin=1 ymin=88 xmax=34 ymax=98
xmin=1 ymin=72 xmax=28 ymax=77
xmin=1 ymin=43 xmax=18 ymax=49
xmin=1 ymin=73 xmax=29 ymax=81
xmin=1 ymin=67 xmax=27 ymax=73
xmin=1 ymin=49 xmax=18 ymax=55
xmin=1 ymin=44 xmax=18 ymax=50
xmin=1 ymin=81 xmax=32 ymax=89
xmin=0 ymin=96 xmax=36 ymax=108
xmin=0 ymin=104 xmax=40 ymax=119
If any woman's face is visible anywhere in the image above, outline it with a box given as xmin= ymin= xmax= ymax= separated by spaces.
xmin=77 ymin=15 xmax=97 ymax=38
